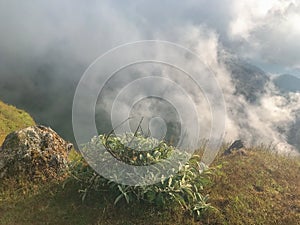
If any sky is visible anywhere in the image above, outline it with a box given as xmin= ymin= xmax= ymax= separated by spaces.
xmin=0 ymin=0 xmax=300 ymax=76
xmin=0 ymin=0 xmax=300 ymax=155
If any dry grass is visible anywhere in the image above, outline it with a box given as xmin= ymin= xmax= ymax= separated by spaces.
xmin=200 ymin=148 xmax=300 ymax=225
xmin=0 ymin=147 xmax=299 ymax=225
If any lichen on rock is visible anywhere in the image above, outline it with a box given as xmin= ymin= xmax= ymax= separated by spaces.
xmin=0 ymin=125 xmax=72 ymax=181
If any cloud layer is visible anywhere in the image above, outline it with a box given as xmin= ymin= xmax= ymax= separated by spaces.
xmin=0 ymin=0 xmax=299 ymax=154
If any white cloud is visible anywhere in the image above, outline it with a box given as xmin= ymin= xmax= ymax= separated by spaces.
xmin=229 ymin=0 xmax=300 ymax=69
xmin=0 ymin=0 xmax=300 ymax=153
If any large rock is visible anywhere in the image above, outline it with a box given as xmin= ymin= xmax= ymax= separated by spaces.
xmin=0 ymin=125 xmax=72 ymax=181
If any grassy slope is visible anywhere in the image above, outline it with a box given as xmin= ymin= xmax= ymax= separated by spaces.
xmin=0 ymin=149 xmax=299 ymax=225
xmin=201 ymin=149 xmax=300 ymax=225
xmin=0 ymin=101 xmax=299 ymax=225
xmin=0 ymin=100 xmax=35 ymax=144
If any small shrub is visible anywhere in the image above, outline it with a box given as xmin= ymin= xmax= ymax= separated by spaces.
xmin=69 ymin=133 xmax=213 ymax=219
xmin=102 ymin=132 xmax=175 ymax=166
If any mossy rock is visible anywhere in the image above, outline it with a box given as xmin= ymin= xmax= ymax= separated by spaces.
xmin=0 ymin=125 xmax=72 ymax=181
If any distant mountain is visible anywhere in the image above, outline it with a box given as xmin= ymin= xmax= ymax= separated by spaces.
xmin=288 ymin=117 xmax=300 ymax=152
xmin=224 ymin=58 xmax=270 ymax=103
xmin=270 ymin=74 xmax=300 ymax=152
xmin=223 ymin=57 xmax=300 ymax=153
xmin=273 ymin=74 xmax=300 ymax=93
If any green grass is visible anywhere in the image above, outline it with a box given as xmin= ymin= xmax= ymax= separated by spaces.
xmin=0 ymin=100 xmax=35 ymax=144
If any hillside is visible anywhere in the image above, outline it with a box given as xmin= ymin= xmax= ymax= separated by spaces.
xmin=202 ymin=149 xmax=300 ymax=224
xmin=0 ymin=100 xmax=35 ymax=144
xmin=0 ymin=101 xmax=299 ymax=224
xmin=1 ymin=149 xmax=299 ymax=224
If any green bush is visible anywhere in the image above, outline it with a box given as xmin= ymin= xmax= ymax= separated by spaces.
xmin=69 ymin=133 xmax=213 ymax=219
xmin=102 ymin=132 xmax=175 ymax=165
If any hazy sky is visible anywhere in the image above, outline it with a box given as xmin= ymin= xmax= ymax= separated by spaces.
xmin=0 ymin=0 xmax=299 ymax=76
xmin=0 ymin=0 xmax=300 ymax=154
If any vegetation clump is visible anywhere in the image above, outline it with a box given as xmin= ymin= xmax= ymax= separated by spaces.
xmin=70 ymin=133 xmax=213 ymax=219
xmin=101 ymin=132 xmax=174 ymax=166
